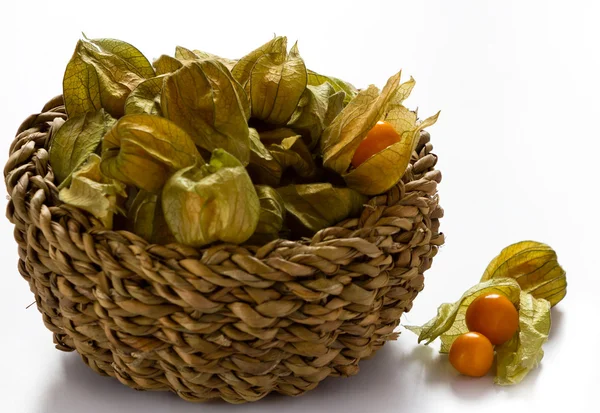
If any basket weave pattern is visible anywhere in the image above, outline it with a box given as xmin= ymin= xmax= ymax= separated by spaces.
xmin=4 ymin=96 xmax=444 ymax=403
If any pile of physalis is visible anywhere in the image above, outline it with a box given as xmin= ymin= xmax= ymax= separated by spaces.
xmin=406 ymin=241 xmax=567 ymax=385
xmin=50 ymin=35 xmax=439 ymax=246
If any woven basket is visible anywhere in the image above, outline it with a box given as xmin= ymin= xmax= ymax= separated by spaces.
xmin=4 ymin=95 xmax=444 ymax=403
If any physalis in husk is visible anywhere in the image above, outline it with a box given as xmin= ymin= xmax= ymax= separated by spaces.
xmin=405 ymin=241 xmax=566 ymax=385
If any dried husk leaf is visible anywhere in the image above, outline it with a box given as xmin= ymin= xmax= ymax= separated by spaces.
xmin=59 ymin=154 xmax=127 ymax=228
xmin=161 ymin=60 xmax=251 ymax=164
xmin=125 ymin=76 xmax=165 ymax=115
xmin=162 ymin=149 xmax=260 ymax=247
xmin=246 ymin=128 xmax=281 ymax=186
xmin=248 ymin=128 xmax=272 ymax=160
xmin=90 ymin=37 xmax=155 ymax=79
xmin=231 ymin=36 xmax=287 ymax=89
xmin=49 ymin=109 xmax=116 ymax=186
xmin=287 ymin=83 xmax=345 ymax=149
xmin=247 ymin=131 xmax=317 ymax=187
xmin=153 ymin=55 xmax=183 ymax=76
xmin=480 ymin=241 xmax=567 ymax=306
xmin=277 ymin=183 xmax=367 ymax=235
xmin=63 ymin=49 xmax=101 ymax=117
xmin=63 ymin=36 xmax=154 ymax=118
xmin=247 ymin=185 xmax=286 ymax=244
xmin=258 ymin=128 xmax=300 ymax=145
xmin=174 ymin=46 xmax=199 ymax=61
xmin=248 ymin=42 xmax=307 ymax=125
xmin=389 ymin=76 xmax=416 ymax=106
xmin=307 ymin=69 xmax=358 ymax=105
xmin=100 ymin=114 xmax=201 ymax=192
xmin=173 ymin=46 xmax=237 ymax=70
xmin=232 ymin=37 xmax=307 ymax=125
xmin=128 ymin=190 xmax=175 ymax=244
xmin=495 ymin=292 xmax=551 ymax=385
xmin=269 ymin=135 xmax=317 ymax=180
xmin=247 ymin=154 xmax=282 ymax=188
xmin=192 ymin=49 xmax=237 ymax=70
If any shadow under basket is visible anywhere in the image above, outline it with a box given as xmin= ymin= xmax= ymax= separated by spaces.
xmin=4 ymin=95 xmax=444 ymax=404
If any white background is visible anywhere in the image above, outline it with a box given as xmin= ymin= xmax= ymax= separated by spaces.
xmin=0 ymin=1 xmax=598 ymax=412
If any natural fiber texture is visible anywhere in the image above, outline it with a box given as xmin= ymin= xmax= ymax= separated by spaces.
xmin=4 ymin=96 xmax=444 ymax=403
